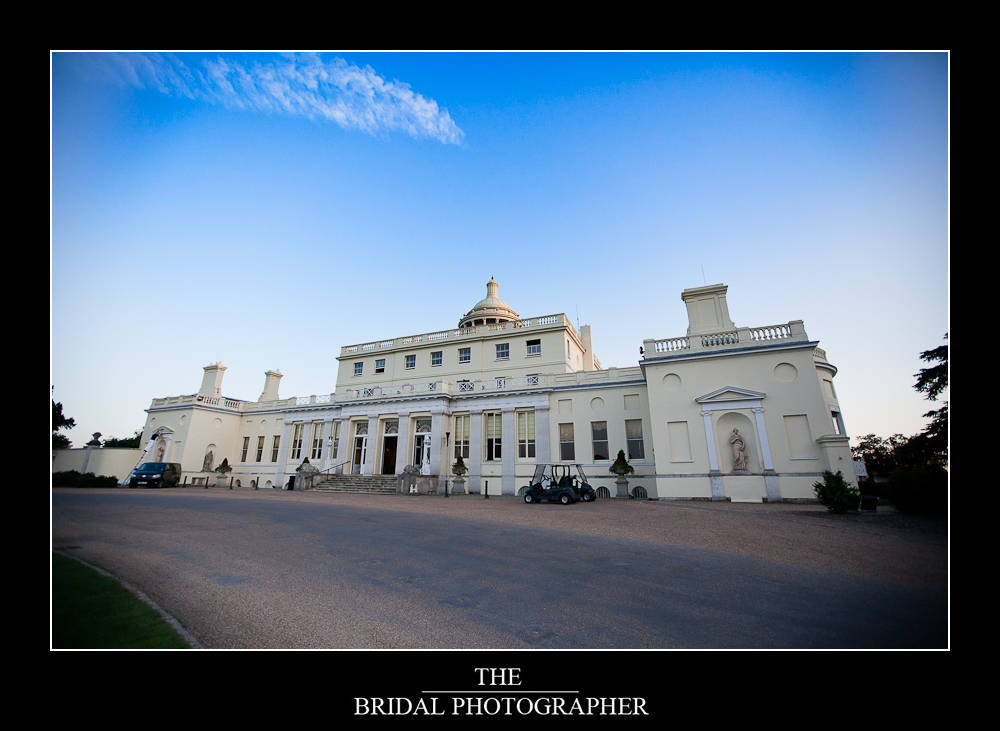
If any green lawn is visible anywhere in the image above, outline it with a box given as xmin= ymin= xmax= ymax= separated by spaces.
xmin=52 ymin=553 xmax=192 ymax=649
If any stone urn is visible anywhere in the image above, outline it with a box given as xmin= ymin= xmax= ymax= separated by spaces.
xmin=614 ymin=476 xmax=630 ymax=499
xmin=215 ymin=473 xmax=228 ymax=488
xmin=451 ymin=477 xmax=467 ymax=495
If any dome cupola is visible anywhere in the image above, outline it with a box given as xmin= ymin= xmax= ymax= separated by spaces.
xmin=459 ymin=277 xmax=520 ymax=328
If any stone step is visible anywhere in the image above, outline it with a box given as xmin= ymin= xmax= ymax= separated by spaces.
xmin=309 ymin=474 xmax=399 ymax=495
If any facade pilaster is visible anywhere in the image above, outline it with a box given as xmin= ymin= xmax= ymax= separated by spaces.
xmin=501 ymin=407 xmax=516 ymax=495
xmin=468 ymin=409 xmax=482 ymax=493
xmin=363 ymin=415 xmax=378 ymax=475
xmin=752 ymin=406 xmax=782 ymax=502
xmin=702 ymin=409 xmax=725 ymax=500
xmin=274 ymin=421 xmax=294 ymax=489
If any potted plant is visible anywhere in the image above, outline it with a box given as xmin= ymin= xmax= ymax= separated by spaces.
xmin=451 ymin=454 xmax=468 ymax=494
xmin=609 ymin=449 xmax=634 ymax=498
xmin=214 ymin=458 xmax=232 ymax=487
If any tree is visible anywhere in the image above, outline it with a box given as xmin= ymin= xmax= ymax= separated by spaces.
xmin=102 ymin=430 xmax=143 ymax=448
xmin=851 ymin=433 xmax=909 ymax=481
xmin=52 ymin=399 xmax=76 ymax=449
xmin=911 ymin=333 xmax=948 ymax=468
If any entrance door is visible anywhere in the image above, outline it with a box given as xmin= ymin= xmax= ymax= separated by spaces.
xmin=381 ymin=436 xmax=397 ymax=474
xmin=353 ymin=435 xmax=368 ymax=474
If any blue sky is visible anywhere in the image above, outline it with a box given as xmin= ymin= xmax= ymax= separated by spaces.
xmin=51 ymin=51 xmax=948 ymax=447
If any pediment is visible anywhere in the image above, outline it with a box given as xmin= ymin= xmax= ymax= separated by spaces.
xmin=695 ymin=386 xmax=767 ymax=404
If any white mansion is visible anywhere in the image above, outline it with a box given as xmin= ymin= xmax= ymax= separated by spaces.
xmin=130 ymin=279 xmax=853 ymax=501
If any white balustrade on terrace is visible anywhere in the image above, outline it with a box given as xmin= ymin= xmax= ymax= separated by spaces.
xmin=643 ymin=320 xmax=808 ymax=357
xmin=339 ymin=314 xmax=576 ymax=357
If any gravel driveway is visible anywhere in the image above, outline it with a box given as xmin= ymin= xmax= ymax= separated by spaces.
xmin=51 ymin=488 xmax=948 ymax=649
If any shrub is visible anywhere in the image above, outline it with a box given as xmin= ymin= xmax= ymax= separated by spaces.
xmin=887 ymin=467 xmax=948 ymax=516
xmin=52 ymin=470 xmax=120 ymax=488
xmin=813 ymin=470 xmax=860 ymax=513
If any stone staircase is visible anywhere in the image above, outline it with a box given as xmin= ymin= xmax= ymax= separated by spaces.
xmin=309 ymin=473 xmax=399 ymax=495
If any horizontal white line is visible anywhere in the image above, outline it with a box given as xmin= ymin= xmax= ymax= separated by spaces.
xmin=421 ymin=690 xmax=579 ymax=694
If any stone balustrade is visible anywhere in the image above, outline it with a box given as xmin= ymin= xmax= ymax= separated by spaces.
xmin=339 ymin=314 xmax=578 ymax=357
xmin=643 ymin=320 xmax=807 ymax=357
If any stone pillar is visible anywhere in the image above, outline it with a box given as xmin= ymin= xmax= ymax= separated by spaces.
xmin=429 ymin=410 xmax=444 ymax=482
xmin=332 ymin=419 xmax=347 ymax=473
xmin=753 ymin=407 xmax=781 ymax=502
xmin=319 ymin=418 xmax=335 ymax=471
xmin=702 ymin=409 xmax=725 ymax=501
xmin=395 ymin=413 xmax=410 ymax=475
xmin=468 ymin=410 xmax=482 ymax=494
xmin=363 ymin=415 xmax=378 ymax=475
xmin=273 ymin=421 xmax=294 ymax=489
xmin=501 ymin=407 xmax=516 ymax=495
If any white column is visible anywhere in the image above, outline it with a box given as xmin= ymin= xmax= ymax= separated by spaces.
xmin=701 ymin=409 xmax=719 ymax=471
xmin=468 ymin=411 xmax=482 ymax=493
xmin=274 ymin=421 xmax=294 ymax=489
xmin=751 ymin=407 xmax=775 ymax=471
xmin=753 ymin=406 xmax=781 ymax=502
xmin=395 ymin=413 xmax=409 ymax=475
xmin=702 ymin=409 xmax=725 ymax=500
xmin=429 ymin=410 xmax=444 ymax=478
xmin=320 ymin=418 xmax=334 ymax=471
xmin=501 ymin=407 xmax=516 ymax=495
xmin=363 ymin=415 xmax=378 ymax=475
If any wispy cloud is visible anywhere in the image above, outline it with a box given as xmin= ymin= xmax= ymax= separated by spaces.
xmin=84 ymin=52 xmax=465 ymax=145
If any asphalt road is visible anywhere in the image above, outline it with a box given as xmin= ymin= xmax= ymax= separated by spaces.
xmin=51 ymin=489 xmax=947 ymax=649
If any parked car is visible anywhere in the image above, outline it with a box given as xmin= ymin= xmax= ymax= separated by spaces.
xmin=522 ymin=464 xmax=595 ymax=505
xmin=128 ymin=462 xmax=182 ymax=488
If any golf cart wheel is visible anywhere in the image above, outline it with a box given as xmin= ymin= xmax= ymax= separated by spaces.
xmin=583 ymin=492 xmax=594 ymax=502
xmin=524 ymin=493 xmax=534 ymax=504
xmin=560 ymin=494 xmax=571 ymax=505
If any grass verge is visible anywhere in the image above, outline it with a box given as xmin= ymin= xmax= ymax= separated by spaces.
xmin=52 ymin=552 xmax=191 ymax=649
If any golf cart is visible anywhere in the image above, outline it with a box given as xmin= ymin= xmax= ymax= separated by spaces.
xmin=522 ymin=464 xmax=596 ymax=505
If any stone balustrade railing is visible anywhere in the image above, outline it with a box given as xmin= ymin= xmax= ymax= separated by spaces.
xmin=339 ymin=314 xmax=577 ymax=357
xmin=643 ymin=320 xmax=808 ymax=357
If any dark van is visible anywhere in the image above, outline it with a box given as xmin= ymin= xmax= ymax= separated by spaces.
xmin=129 ymin=463 xmax=182 ymax=488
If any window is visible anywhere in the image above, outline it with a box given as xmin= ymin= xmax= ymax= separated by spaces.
xmin=375 ymin=359 xmax=385 ymax=374
xmin=256 ymin=435 xmax=265 ymax=463
xmin=271 ymin=435 xmax=280 ymax=462
xmin=831 ymin=411 xmax=843 ymax=436
xmin=486 ymin=412 xmax=502 ymax=461
xmin=559 ymin=423 xmax=575 ymax=461
xmin=526 ymin=339 xmax=541 ymax=356
xmin=458 ymin=347 xmax=471 ymax=364
xmin=518 ymin=411 xmax=535 ymax=459
xmin=241 ymin=436 xmax=250 ymax=462
xmin=496 ymin=343 xmax=509 ymax=360
xmin=431 ymin=351 xmax=443 ymax=367
xmin=626 ymin=419 xmax=645 ymax=459
xmin=405 ymin=354 xmax=416 ymax=369
xmin=495 ymin=376 xmax=506 ymax=389
xmin=591 ymin=421 xmax=609 ymax=461
xmin=331 ymin=422 xmax=340 ymax=458
xmin=454 ymin=414 xmax=470 ymax=459
xmin=311 ymin=423 xmax=325 ymax=459
xmin=291 ymin=424 xmax=304 ymax=459
xmin=354 ymin=362 xmax=363 ymax=376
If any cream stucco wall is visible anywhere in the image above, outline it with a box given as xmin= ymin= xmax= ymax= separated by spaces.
xmin=115 ymin=281 xmax=852 ymax=503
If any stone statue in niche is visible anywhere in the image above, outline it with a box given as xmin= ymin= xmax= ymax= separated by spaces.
xmin=202 ymin=449 xmax=214 ymax=472
xmin=155 ymin=442 xmax=165 ymax=462
xmin=729 ymin=429 xmax=749 ymax=472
